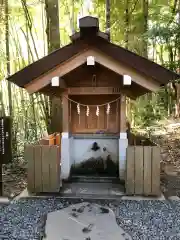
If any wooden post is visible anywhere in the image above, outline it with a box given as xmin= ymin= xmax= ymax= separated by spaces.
xmin=62 ymin=93 xmax=69 ymax=133
xmin=51 ymin=97 xmax=62 ymax=133
xmin=120 ymin=94 xmax=126 ymax=132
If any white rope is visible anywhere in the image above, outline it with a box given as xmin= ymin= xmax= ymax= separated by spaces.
xmin=64 ymin=95 xmax=121 ymax=107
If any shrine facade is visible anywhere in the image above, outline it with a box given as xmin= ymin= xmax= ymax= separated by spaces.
xmin=7 ymin=16 xmax=180 ymax=180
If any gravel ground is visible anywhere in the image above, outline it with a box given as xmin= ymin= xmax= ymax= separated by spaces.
xmin=116 ymin=200 xmax=180 ymax=240
xmin=0 ymin=203 xmax=8 ymax=212
xmin=1 ymin=198 xmax=180 ymax=240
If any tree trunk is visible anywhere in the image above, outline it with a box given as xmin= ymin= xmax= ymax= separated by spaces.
xmin=5 ymin=0 xmax=12 ymax=117
xmin=45 ymin=0 xmax=61 ymax=134
xmin=0 ymin=91 xmax=5 ymax=117
xmin=106 ymin=0 xmax=110 ymax=41
xmin=175 ymin=0 xmax=180 ymax=117
xmin=45 ymin=0 xmax=60 ymax=53
xmin=124 ymin=0 xmax=129 ymax=49
xmin=142 ymin=0 xmax=148 ymax=58
xmin=71 ymin=0 xmax=75 ymax=34
xmin=0 ymin=1 xmax=5 ymax=116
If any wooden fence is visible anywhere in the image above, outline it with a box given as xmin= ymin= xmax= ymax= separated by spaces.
xmin=25 ymin=145 xmax=61 ymax=193
xmin=126 ymin=146 xmax=161 ymax=196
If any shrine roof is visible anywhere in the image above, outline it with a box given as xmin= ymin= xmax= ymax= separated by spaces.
xmin=7 ymin=16 xmax=180 ymax=96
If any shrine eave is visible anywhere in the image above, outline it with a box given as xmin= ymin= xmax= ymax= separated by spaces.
xmin=6 ymin=16 xmax=180 ymax=98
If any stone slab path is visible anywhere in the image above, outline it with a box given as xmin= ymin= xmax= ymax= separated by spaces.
xmin=44 ymin=202 xmax=131 ymax=240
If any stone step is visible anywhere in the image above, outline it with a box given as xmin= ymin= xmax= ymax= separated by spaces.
xmin=0 ymin=197 xmax=10 ymax=205
xmin=59 ymin=193 xmax=124 ymax=200
xmin=69 ymin=175 xmax=122 ymax=184
xmin=168 ymin=195 xmax=180 ymax=200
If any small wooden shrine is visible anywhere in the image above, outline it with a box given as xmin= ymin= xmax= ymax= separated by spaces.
xmin=7 ymin=16 xmax=180 ymax=181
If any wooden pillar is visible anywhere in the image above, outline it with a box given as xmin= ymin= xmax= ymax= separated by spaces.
xmin=120 ymin=94 xmax=126 ymax=133
xmin=62 ymin=93 xmax=69 ymax=133
xmin=51 ymin=97 xmax=62 ymax=133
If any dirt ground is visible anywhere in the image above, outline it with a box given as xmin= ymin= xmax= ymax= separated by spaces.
xmin=2 ymin=163 xmax=27 ymax=198
xmin=161 ymin=175 xmax=180 ymax=198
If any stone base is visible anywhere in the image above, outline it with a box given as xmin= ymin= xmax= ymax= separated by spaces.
xmin=119 ymin=169 xmax=126 ymax=181
xmin=60 ymin=132 xmax=128 ymax=181
xmin=0 ymin=197 xmax=9 ymax=204
xmin=168 ymin=196 xmax=180 ymax=200
xmin=61 ymin=133 xmax=71 ymax=180
xmin=119 ymin=134 xmax=128 ymax=181
xmin=121 ymin=193 xmax=165 ymax=200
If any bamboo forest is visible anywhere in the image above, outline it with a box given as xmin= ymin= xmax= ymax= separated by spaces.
xmin=2 ymin=1 xmax=180 ymax=239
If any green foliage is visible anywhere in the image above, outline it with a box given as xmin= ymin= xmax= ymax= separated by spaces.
xmin=138 ymin=102 xmax=161 ymax=127
xmin=133 ymin=99 xmax=158 ymax=128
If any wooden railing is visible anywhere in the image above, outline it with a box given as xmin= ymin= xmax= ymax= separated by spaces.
xmin=25 ymin=144 xmax=60 ymax=193
xmin=126 ymin=146 xmax=161 ymax=196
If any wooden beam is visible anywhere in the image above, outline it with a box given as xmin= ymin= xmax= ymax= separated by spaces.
xmin=90 ymin=49 xmax=159 ymax=92
xmin=25 ymin=48 xmax=159 ymax=94
xmin=68 ymin=87 xmax=122 ymax=95
xmin=39 ymin=85 xmax=65 ymax=96
xmin=67 ymin=87 xmax=137 ymax=99
xmin=25 ymin=48 xmax=90 ymax=94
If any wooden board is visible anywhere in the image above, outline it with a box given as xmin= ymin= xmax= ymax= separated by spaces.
xmin=49 ymin=146 xmax=60 ymax=192
xmin=70 ymin=95 xmax=120 ymax=133
xmin=126 ymin=146 xmax=135 ymax=194
xmin=126 ymin=146 xmax=161 ymax=196
xmin=151 ymin=146 xmax=161 ymax=195
xmin=41 ymin=145 xmax=50 ymax=192
xmin=68 ymin=87 xmax=122 ymax=95
xmin=134 ymin=146 xmax=144 ymax=195
xmin=34 ymin=145 xmax=42 ymax=192
xmin=25 ymin=145 xmax=35 ymax=192
xmin=26 ymin=144 xmax=61 ymax=193
xmin=143 ymin=146 xmax=152 ymax=195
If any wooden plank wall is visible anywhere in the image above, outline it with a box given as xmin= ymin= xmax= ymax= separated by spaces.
xmin=70 ymin=95 xmax=120 ymax=133
xmin=126 ymin=146 xmax=160 ymax=196
xmin=25 ymin=145 xmax=60 ymax=193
